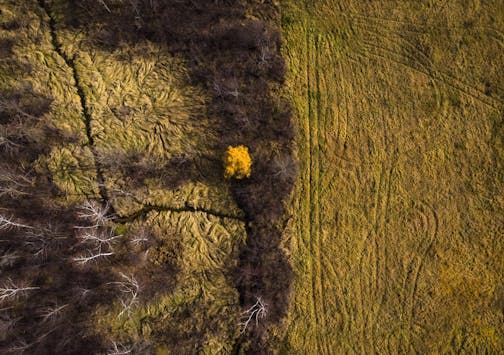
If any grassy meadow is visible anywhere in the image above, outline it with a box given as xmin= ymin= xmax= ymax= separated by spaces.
xmin=280 ymin=0 xmax=503 ymax=353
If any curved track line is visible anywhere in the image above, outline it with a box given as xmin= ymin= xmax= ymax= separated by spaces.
xmin=355 ymin=38 xmax=502 ymax=110
xmin=339 ymin=12 xmax=503 ymax=109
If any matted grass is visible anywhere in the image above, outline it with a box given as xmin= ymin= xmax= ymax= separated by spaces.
xmin=1 ymin=0 xmax=97 ymax=203
xmin=281 ymin=1 xmax=503 ymax=353
xmin=46 ymin=0 xmax=229 ymax=213
xmin=46 ymin=0 xmax=247 ymax=348
xmin=1 ymin=0 xmax=246 ymax=351
xmin=95 ymin=210 xmax=246 ymax=353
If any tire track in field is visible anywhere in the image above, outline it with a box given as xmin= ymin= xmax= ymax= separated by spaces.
xmin=343 ymin=11 xmax=504 ymax=46
xmin=297 ymin=25 xmax=342 ymax=355
xmin=346 ymin=20 xmax=446 ymax=349
xmin=371 ymin=149 xmax=398 ymax=345
xmin=343 ymin=24 xmax=428 ymax=352
xmin=325 ymin=33 xmax=348 ymax=159
xmin=306 ymin=28 xmax=333 ymax=355
xmin=286 ymin=4 xmax=502 ymax=354
xmin=346 ymin=17 xmax=503 ymax=110
xmin=344 ymin=44 xmax=450 ymax=161
xmin=303 ymin=26 xmax=321 ymax=355
xmin=285 ymin=20 xmax=315 ymax=351
xmin=370 ymin=27 xmax=448 ymax=140
xmin=357 ymin=157 xmax=394 ymax=354
xmin=395 ymin=197 xmax=439 ymax=351
xmin=405 ymin=200 xmax=439 ymax=350
xmin=359 ymin=40 xmax=502 ymax=110
xmin=339 ymin=25 xmax=400 ymax=352
xmin=320 ymin=34 xmax=353 ymax=343
xmin=313 ymin=33 xmax=332 ymax=355
xmin=340 ymin=41 xmax=392 ymax=351
xmin=338 ymin=47 xmax=377 ymax=353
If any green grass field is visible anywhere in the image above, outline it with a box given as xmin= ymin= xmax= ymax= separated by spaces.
xmin=280 ymin=0 xmax=503 ymax=353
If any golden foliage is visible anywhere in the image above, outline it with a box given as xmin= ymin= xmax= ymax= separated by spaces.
xmin=223 ymin=145 xmax=252 ymax=179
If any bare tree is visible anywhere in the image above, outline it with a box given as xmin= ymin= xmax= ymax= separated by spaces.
xmin=213 ymin=79 xmax=224 ymax=97
xmin=39 ymin=303 xmax=68 ymax=323
xmin=107 ymin=341 xmax=133 ymax=355
xmin=5 ymin=327 xmax=59 ymax=354
xmin=73 ymin=287 xmax=92 ymax=300
xmin=224 ymin=78 xmax=240 ymax=98
xmin=109 ymin=186 xmax=142 ymax=204
xmin=258 ymin=44 xmax=272 ymax=66
xmin=129 ymin=226 xmax=150 ymax=246
xmin=72 ymin=223 xmax=121 ymax=265
xmin=22 ymin=229 xmax=51 ymax=259
xmin=130 ymin=235 xmax=148 ymax=246
xmin=239 ymin=296 xmax=268 ymax=333
xmin=0 ymin=279 xmax=39 ymax=304
xmin=6 ymin=340 xmax=32 ymax=353
xmin=0 ymin=171 xmax=32 ymax=198
xmin=108 ymin=273 xmax=140 ymax=317
xmin=105 ymin=339 xmax=151 ymax=355
xmin=8 ymin=224 xmax=67 ymax=260
xmin=76 ymin=200 xmax=113 ymax=227
xmin=271 ymin=154 xmax=297 ymax=182
xmin=0 ymin=127 xmax=22 ymax=155
xmin=72 ymin=246 xmax=114 ymax=265
xmin=0 ymin=214 xmax=32 ymax=231
xmin=0 ymin=94 xmax=41 ymax=122
xmin=97 ymin=0 xmax=111 ymax=13
xmin=76 ymin=229 xmax=122 ymax=249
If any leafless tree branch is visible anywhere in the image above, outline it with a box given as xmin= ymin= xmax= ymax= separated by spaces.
xmin=0 ymin=215 xmax=32 ymax=231
xmin=108 ymin=273 xmax=140 ymax=317
xmin=76 ymin=229 xmax=122 ymax=249
xmin=72 ymin=246 xmax=114 ymax=265
xmin=76 ymin=200 xmax=113 ymax=227
xmin=239 ymin=296 xmax=267 ymax=333
xmin=39 ymin=303 xmax=68 ymax=323
xmin=97 ymin=0 xmax=111 ymax=12
xmin=0 ymin=171 xmax=32 ymax=198
xmin=107 ymin=341 xmax=133 ymax=355
xmin=0 ymin=279 xmax=39 ymax=304
xmin=0 ymin=127 xmax=22 ymax=155
xmin=258 ymin=44 xmax=272 ymax=66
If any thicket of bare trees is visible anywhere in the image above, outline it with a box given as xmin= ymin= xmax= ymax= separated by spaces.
xmin=0 ymin=84 xmax=156 ymax=353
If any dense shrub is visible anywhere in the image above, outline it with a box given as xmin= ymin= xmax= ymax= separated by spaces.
xmin=223 ymin=145 xmax=252 ymax=179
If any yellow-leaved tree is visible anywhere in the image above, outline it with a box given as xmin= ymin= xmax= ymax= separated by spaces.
xmin=223 ymin=145 xmax=252 ymax=179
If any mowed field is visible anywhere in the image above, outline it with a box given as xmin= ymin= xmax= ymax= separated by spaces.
xmin=280 ymin=1 xmax=503 ymax=353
